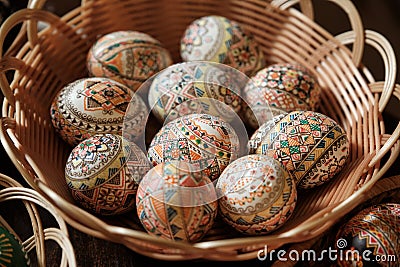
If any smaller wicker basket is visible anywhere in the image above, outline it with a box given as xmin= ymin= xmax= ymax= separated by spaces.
xmin=0 ymin=173 xmax=76 ymax=267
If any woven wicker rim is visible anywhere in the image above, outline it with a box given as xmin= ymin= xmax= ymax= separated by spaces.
xmin=0 ymin=0 xmax=399 ymax=262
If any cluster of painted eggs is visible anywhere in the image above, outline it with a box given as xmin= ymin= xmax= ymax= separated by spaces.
xmin=48 ymin=14 xmax=353 ymax=243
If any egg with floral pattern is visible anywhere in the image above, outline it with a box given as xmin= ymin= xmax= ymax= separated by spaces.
xmin=87 ymin=30 xmax=173 ymax=91
xmin=243 ymin=63 xmax=321 ymax=128
xmin=65 ymin=133 xmax=151 ymax=215
xmin=251 ymin=111 xmax=349 ymax=189
xmin=147 ymin=113 xmax=240 ymax=181
xmin=336 ymin=203 xmax=400 ymax=267
xmin=136 ymin=161 xmax=218 ymax=242
xmin=216 ymin=154 xmax=297 ymax=235
xmin=50 ymin=77 xmax=147 ymax=146
xmin=180 ymin=15 xmax=265 ymax=76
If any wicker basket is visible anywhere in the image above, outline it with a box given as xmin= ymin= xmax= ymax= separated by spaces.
xmin=0 ymin=0 xmax=399 ymax=261
xmin=0 ymin=173 xmax=76 ymax=266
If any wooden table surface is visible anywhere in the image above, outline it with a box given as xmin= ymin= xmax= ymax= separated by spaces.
xmin=1 ymin=1 xmax=400 ymax=266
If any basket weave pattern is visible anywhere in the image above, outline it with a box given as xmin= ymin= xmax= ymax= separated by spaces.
xmin=0 ymin=0 xmax=399 ymax=261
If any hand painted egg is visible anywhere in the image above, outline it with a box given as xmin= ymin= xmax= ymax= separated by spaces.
xmin=216 ymin=154 xmax=297 ymax=235
xmin=50 ymin=77 xmax=147 ymax=146
xmin=147 ymin=113 xmax=240 ymax=181
xmin=248 ymin=113 xmax=288 ymax=154
xmin=251 ymin=111 xmax=349 ymax=189
xmin=65 ymin=133 xmax=151 ymax=215
xmin=243 ymin=63 xmax=321 ymax=128
xmin=335 ymin=203 xmax=400 ymax=267
xmin=148 ymin=62 xmax=242 ymax=123
xmin=180 ymin=15 xmax=265 ymax=76
xmin=136 ymin=161 xmax=218 ymax=242
xmin=87 ymin=30 xmax=173 ymax=91
xmin=0 ymin=224 xmax=30 ymax=267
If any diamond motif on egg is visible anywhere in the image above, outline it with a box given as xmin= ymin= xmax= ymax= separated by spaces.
xmin=87 ymin=31 xmax=173 ymax=91
xmin=136 ymin=161 xmax=218 ymax=242
xmin=65 ymin=133 xmax=151 ymax=215
xmin=50 ymin=77 xmax=147 ymax=146
xmin=243 ymin=63 xmax=321 ymax=128
xmin=250 ymin=111 xmax=349 ymax=189
xmin=147 ymin=113 xmax=240 ymax=181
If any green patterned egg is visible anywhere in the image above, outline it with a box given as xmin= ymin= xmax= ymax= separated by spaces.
xmin=251 ymin=111 xmax=349 ymax=189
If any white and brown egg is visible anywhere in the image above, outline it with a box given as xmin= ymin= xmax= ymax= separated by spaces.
xmin=180 ymin=15 xmax=265 ymax=77
xmin=65 ymin=133 xmax=151 ymax=216
xmin=50 ymin=77 xmax=147 ymax=146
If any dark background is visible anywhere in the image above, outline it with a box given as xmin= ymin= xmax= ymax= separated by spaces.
xmin=0 ymin=1 xmax=399 ymax=266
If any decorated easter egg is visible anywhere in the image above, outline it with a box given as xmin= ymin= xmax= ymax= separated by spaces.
xmin=148 ymin=61 xmax=242 ymax=123
xmin=243 ymin=63 xmax=321 ymax=128
xmin=136 ymin=161 xmax=218 ymax=242
xmin=147 ymin=113 xmax=240 ymax=181
xmin=251 ymin=111 xmax=349 ymax=189
xmin=50 ymin=77 xmax=147 ymax=146
xmin=216 ymin=154 xmax=297 ymax=235
xmin=87 ymin=30 xmax=173 ymax=91
xmin=0 ymin=224 xmax=30 ymax=267
xmin=65 ymin=133 xmax=151 ymax=215
xmin=248 ymin=112 xmax=288 ymax=154
xmin=180 ymin=15 xmax=265 ymax=76
xmin=336 ymin=203 xmax=400 ymax=267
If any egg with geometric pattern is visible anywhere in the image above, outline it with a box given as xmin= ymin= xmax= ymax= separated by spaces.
xmin=148 ymin=61 xmax=243 ymax=123
xmin=65 ymin=133 xmax=151 ymax=216
xmin=87 ymin=30 xmax=173 ymax=91
xmin=180 ymin=15 xmax=265 ymax=77
xmin=335 ymin=203 xmax=400 ymax=267
xmin=136 ymin=161 xmax=218 ymax=242
xmin=0 ymin=224 xmax=30 ymax=267
xmin=147 ymin=113 xmax=240 ymax=181
xmin=50 ymin=77 xmax=147 ymax=146
xmin=243 ymin=63 xmax=321 ymax=128
xmin=251 ymin=111 xmax=349 ymax=189
xmin=216 ymin=154 xmax=297 ymax=235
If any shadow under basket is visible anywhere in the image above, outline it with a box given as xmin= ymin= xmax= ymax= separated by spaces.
xmin=0 ymin=0 xmax=400 ymax=262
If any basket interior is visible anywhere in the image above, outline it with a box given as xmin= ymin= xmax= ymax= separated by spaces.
xmin=2 ymin=0 xmax=387 ymax=248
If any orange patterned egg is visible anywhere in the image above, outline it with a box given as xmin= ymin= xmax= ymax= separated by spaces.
xmin=243 ymin=63 xmax=320 ymax=128
xmin=87 ymin=31 xmax=173 ymax=91
xmin=147 ymin=113 xmax=240 ymax=181
xmin=136 ymin=161 xmax=218 ymax=242
xmin=216 ymin=154 xmax=297 ymax=235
